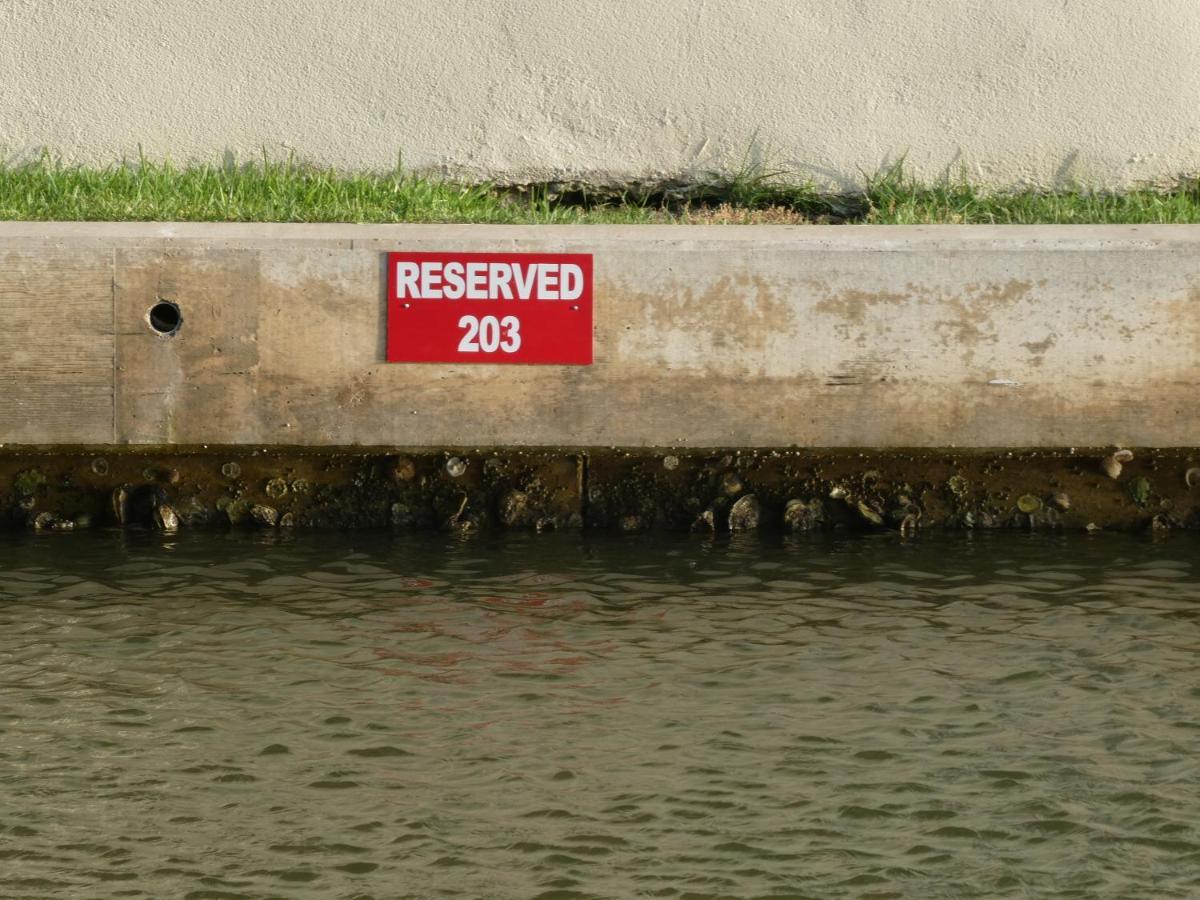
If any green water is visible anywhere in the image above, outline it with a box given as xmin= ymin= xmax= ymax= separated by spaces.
xmin=1 ymin=531 xmax=1199 ymax=899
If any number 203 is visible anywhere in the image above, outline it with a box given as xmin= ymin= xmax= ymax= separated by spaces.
xmin=457 ymin=315 xmax=521 ymax=353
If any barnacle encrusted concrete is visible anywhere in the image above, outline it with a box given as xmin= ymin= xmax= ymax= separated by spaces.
xmin=3 ymin=447 xmax=1198 ymax=534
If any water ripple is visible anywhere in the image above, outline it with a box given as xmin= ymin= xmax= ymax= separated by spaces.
xmin=0 ymin=531 xmax=1198 ymax=898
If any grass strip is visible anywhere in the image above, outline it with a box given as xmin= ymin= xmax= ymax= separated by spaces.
xmin=2 ymin=155 xmax=1199 ymax=225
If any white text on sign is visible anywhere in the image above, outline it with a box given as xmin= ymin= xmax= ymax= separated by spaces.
xmin=457 ymin=315 xmax=522 ymax=353
xmin=393 ymin=260 xmax=586 ymax=301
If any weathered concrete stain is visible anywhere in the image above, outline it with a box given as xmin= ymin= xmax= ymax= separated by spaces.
xmin=116 ymin=247 xmax=263 ymax=443
xmin=813 ymin=287 xmax=912 ymax=327
xmin=1165 ymin=283 xmax=1200 ymax=354
xmin=930 ymin=279 xmax=1035 ymax=366
xmin=1020 ymin=333 xmax=1058 ymax=366
xmin=613 ymin=272 xmax=795 ymax=374
xmin=0 ymin=247 xmax=115 ymax=443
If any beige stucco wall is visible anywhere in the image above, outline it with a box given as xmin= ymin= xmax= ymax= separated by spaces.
xmin=2 ymin=0 xmax=1199 ymax=189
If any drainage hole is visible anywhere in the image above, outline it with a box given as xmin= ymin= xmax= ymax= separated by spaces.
xmin=148 ymin=300 xmax=182 ymax=336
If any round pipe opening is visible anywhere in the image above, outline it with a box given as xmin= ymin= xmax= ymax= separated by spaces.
xmin=148 ymin=300 xmax=182 ymax=336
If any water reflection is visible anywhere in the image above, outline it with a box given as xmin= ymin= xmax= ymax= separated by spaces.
xmin=1 ymin=530 xmax=1199 ymax=898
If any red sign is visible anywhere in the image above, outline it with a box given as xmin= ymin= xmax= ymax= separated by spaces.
xmin=386 ymin=252 xmax=593 ymax=364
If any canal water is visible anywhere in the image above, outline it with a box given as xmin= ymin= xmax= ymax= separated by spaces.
xmin=1 ymin=531 xmax=1198 ymax=899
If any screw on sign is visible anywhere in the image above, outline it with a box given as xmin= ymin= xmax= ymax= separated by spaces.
xmin=387 ymin=252 xmax=593 ymax=364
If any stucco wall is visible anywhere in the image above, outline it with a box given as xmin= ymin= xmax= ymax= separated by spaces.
xmin=2 ymin=0 xmax=1199 ymax=189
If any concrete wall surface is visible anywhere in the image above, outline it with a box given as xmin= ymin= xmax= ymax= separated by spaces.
xmin=3 ymin=0 xmax=1199 ymax=189
xmin=1 ymin=222 xmax=1197 ymax=448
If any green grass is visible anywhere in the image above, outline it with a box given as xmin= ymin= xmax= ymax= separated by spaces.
xmin=2 ymin=154 xmax=1199 ymax=225
xmin=858 ymin=162 xmax=1200 ymax=224
xmin=0 ymin=155 xmax=656 ymax=225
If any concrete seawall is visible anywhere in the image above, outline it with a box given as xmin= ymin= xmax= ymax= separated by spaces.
xmin=1 ymin=222 xmax=1197 ymax=449
xmin=1 ymin=222 xmax=1197 ymax=533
